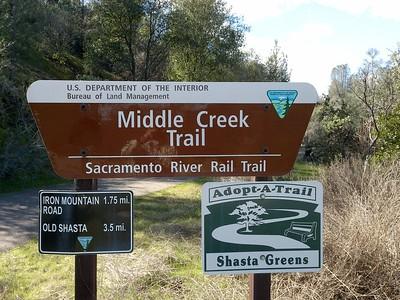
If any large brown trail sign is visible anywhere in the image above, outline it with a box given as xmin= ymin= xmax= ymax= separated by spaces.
xmin=27 ymin=81 xmax=317 ymax=179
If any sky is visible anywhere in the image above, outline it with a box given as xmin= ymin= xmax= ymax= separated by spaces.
xmin=225 ymin=0 xmax=400 ymax=95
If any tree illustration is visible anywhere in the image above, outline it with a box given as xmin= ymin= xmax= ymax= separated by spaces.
xmin=282 ymin=96 xmax=290 ymax=117
xmin=276 ymin=96 xmax=291 ymax=118
xmin=229 ymin=201 xmax=268 ymax=232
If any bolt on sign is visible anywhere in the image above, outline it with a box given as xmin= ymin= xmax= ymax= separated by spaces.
xmin=27 ymin=81 xmax=318 ymax=179
xmin=39 ymin=190 xmax=133 ymax=254
xmin=202 ymin=181 xmax=323 ymax=274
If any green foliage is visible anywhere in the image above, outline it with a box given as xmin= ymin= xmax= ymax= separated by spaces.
xmin=235 ymin=41 xmax=290 ymax=82
xmin=0 ymin=171 xmax=69 ymax=194
xmin=349 ymin=49 xmax=400 ymax=157
xmin=40 ymin=1 xmax=84 ymax=55
xmin=304 ymin=48 xmax=400 ymax=163
xmin=304 ymin=94 xmax=365 ymax=163
xmin=235 ymin=52 xmax=266 ymax=81
xmin=0 ymin=71 xmax=48 ymax=179
xmin=0 ymin=0 xmax=44 ymax=58
xmin=86 ymin=0 xmax=170 ymax=80
xmin=167 ymin=0 xmax=247 ymax=81
xmin=376 ymin=104 xmax=400 ymax=159
xmin=264 ymin=40 xmax=290 ymax=82
xmin=0 ymin=0 xmax=65 ymax=181
xmin=0 ymin=0 xmax=256 ymax=182
xmin=87 ymin=0 xmax=143 ymax=80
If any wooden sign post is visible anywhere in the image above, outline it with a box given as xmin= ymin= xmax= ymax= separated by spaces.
xmin=251 ymin=176 xmax=272 ymax=300
xmin=75 ymin=179 xmax=97 ymax=300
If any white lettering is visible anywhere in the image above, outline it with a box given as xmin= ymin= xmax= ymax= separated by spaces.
xmin=117 ymin=110 xmax=183 ymax=128
xmin=196 ymin=110 xmax=249 ymax=128
xmin=85 ymin=162 xmax=162 ymax=174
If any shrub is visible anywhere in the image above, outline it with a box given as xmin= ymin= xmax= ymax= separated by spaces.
xmin=376 ymin=104 xmax=400 ymax=160
xmin=273 ymin=158 xmax=400 ymax=299
xmin=304 ymin=96 xmax=365 ymax=163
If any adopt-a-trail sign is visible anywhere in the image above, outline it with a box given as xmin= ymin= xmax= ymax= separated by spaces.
xmin=39 ymin=190 xmax=133 ymax=254
xmin=202 ymin=181 xmax=323 ymax=274
xmin=27 ymin=81 xmax=317 ymax=179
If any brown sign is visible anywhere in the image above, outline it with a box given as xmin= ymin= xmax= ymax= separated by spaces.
xmin=27 ymin=81 xmax=317 ymax=179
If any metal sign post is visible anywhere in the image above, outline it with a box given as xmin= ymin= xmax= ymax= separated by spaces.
xmin=75 ymin=179 xmax=97 ymax=300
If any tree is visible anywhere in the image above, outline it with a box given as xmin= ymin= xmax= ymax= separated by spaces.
xmin=304 ymin=64 xmax=367 ymax=163
xmin=390 ymin=45 xmax=400 ymax=93
xmin=264 ymin=40 xmax=290 ymax=82
xmin=86 ymin=0 xmax=170 ymax=80
xmin=375 ymin=46 xmax=400 ymax=159
xmin=234 ymin=51 xmax=266 ymax=81
xmin=351 ymin=49 xmax=400 ymax=158
xmin=0 ymin=0 xmax=53 ymax=180
xmin=233 ymin=42 xmax=291 ymax=82
xmin=139 ymin=0 xmax=170 ymax=80
xmin=304 ymin=94 xmax=364 ymax=163
xmin=1 ymin=0 xmax=43 ymax=62
xmin=377 ymin=104 xmax=400 ymax=159
xmin=0 ymin=39 xmax=8 ymax=70
xmin=40 ymin=1 xmax=82 ymax=55
xmin=305 ymin=46 xmax=400 ymax=163
xmin=167 ymin=0 xmax=247 ymax=81
xmin=229 ymin=201 xmax=268 ymax=232
xmin=330 ymin=64 xmax=351 ymax=98
xmin=87 ymin=0 xmax=143 ymax=80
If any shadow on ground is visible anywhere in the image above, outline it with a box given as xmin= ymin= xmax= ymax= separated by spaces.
xmin=0 ymin=189 xmax=43 ymax=251
xmin=135 ymin=182 xmax=203 ymax=239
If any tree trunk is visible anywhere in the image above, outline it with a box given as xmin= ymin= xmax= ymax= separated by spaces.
xmin=127 ymin=43 xmax=136 ymax=81
xmin=245 ymin=221 xmax=251 ymax=232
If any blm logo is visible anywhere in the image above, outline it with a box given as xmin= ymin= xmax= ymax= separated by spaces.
xmin=267 ymin=90 xmax=298 ymax=119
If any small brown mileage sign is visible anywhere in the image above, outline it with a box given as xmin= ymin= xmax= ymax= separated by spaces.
xmin=27 ymin=81 xmax=318 ymax=179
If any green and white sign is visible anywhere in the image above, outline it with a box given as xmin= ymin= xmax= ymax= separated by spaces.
xmin=202 ymin=181 xmax=323 ymax=274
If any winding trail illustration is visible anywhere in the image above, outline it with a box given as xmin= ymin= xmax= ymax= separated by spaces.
xmin=211 ymin=209 xmax=310 ymax=249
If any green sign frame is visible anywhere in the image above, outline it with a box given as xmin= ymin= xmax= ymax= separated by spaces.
xmin=202 ymin=181 xmax=323 ymax=274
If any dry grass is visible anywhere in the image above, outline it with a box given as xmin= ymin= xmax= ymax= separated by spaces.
xmin=95 ymin=181 xmax=249 ymax=299
xmin=96 ymin=235 xmax=248 ymax=300
xmin=272 ymin=158 xmax=400 ymax=299
xmin=94 ymin=159 xmax=400 ymax=299
xmin=1 ymin=161 xmax=400 ymax=299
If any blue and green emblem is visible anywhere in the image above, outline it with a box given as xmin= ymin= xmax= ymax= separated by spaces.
xmin=266 ymin=90 xmax=298 ymax=118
